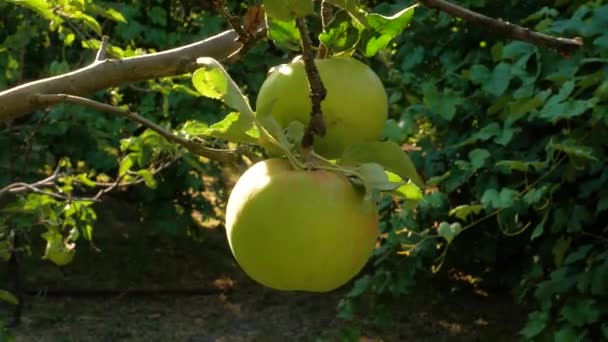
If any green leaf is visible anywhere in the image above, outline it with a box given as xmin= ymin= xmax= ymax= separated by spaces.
xmin=7 ymin=0 xmax=62 ymax=22
xmin=70 ymin=11 xmax=103 ymax=35
xmin=193 ymin=58 xmax=256 ymax=121
xmin=204 ymin=112 xmax=259 ymax=144
xmin=449 ymin=204 xmax=483 ymax=221
xmin=437 ymin=222 xmax=462 ymax=243
xmin=77 ymin=174 xmax=96 ymax=188
xmin=537 ymin=81 xmax=595 ymax=121
xmin=285 ymin=121 xmax=305 ymax=146
xmin=481 ymin=188 xmax=519 ymax=209
xmin=136 ymin=170 xmax=157 ymax=189
xmin=496 ymin=160 xmax=547 ymax=172
xmin=470 ymin=63 xmax=513 ymax=97
xmin=386 ymin=171 xmax=423 ymax=201
xmin=552 ymin=236 xmax=571 ymax=267
xmin=520 ymin=311 xmax=548 ymax=339
xmin=468 ymin=149 xmax=490 ymax=171
xmin=549 ymin=139 xmax=598 ymax=162
xmin=0 ymin=289 xmax=18 ymax=305
xmin=119 ymin=155 xmax=134 ymax=177
xmin=326 ymin=0 xmax=369 ymax=28
xmin=263 ymin=0 xmax=313 ymax=21
xmin=353 ymin=163 xmax=401 ymax=195
xmin=360 ymin=5 xmax=416 ymax=57
xmin=560 ymin=299 xmax=600 ymax=327
xmin=339 ymin=141 xmax=424 ymax=188
xmin=318 ymin=10 xmax=361 ymax=53
xmin=266 ymin=18 xmax=301 ymax=51
xmin=179 ymin=120 xmax=209 ymax=138
xmin=523 ymin=185 xmax=550 ymax=205
xmin=554 ymin=327 xmax=582 ymax=342
xmin=563 ymin=245 xmax=593 ymax=264
xmin=422 ymin=83 xmax=462 ymax=121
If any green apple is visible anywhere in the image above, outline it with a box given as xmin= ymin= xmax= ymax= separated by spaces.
xmin=256 ymin=56 xmax=388 ymax=158
xmin=225 ymin=158 xmax=379 ymax=292
xmin=263 ymin=0 xmax=314 ymax=21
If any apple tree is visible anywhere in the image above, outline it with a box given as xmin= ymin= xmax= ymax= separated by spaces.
xmin=0 ymin=0 xmax=593 ymax=338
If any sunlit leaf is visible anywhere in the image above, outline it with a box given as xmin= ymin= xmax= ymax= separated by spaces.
xmin=449 ymin=204 xmax=483 ymax=221
xmin=193 ymin=58 xmax=256 ymax=121
xmin=360 ymin=5 xmax=416 ymax=57
xmin=266 ymin=17 xmax=301 ymax=51
xmin=339 ymin=141 xmax=424 ymax=188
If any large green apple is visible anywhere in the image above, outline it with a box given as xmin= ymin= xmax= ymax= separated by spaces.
xmin=225 ymin=158 xmax=379 ymax=292
xmin=256 ymin=56 xmax=388 ymax=158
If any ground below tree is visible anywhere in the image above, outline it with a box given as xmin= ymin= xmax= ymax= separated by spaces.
xmin=4 ymin=197 xmax=526 ymax=341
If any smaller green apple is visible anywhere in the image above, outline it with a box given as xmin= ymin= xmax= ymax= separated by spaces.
xmin=256 ymin=56 xmax=388 ymax=158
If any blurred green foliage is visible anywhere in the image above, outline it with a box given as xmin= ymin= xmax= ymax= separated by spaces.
xmin=1 ymin=0 xmax=607 ymax=340
xmin=339 ymin=0 xmax=607 ymax=340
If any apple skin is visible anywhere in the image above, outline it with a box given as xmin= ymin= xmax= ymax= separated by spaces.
xmin=255 ymin=56 xmax=388 ymax=158
xmin=225 ymin=158 xmax=379 ymax=292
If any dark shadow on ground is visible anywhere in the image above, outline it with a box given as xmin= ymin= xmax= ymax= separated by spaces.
xmin=2 ymin=196 xmax=526 ymax=341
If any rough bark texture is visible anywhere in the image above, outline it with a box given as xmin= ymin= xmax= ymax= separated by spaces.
xmin=0 ymin=30 xmax=241 ymax=123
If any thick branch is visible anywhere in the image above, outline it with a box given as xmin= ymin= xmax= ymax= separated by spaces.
xmin=296 ymin=18 xmax=327 ymax=152
xmin=31 ymin=94 xmax=238 ymax=163
xmin=418 ymin=0 xmax=583 ymax=55
xmin=0 ymin=30 xmax=242 ymax=123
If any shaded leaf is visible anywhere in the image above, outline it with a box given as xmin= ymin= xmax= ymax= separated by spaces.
xmin=422 ymin=83 xmax=462 ymax=121
xmin=481 ymin=188 xmax=519 ymax=209
xmin=0 ymin=289 xmax=18 ymax=305
xmin=520 ymin=311 xmax=548 ymax=339
xmin=438 ymin=222 xmax=462 ymax=243
xmin=469 ymin=149 xmax=490 ymax=171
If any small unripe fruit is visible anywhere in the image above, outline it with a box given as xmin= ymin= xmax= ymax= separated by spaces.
xmin=256 ymin=57 xmax=388 ymax=158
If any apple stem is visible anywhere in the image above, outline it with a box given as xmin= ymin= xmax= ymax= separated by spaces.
xmin=295 ymin=17 xmax=327 ymax=153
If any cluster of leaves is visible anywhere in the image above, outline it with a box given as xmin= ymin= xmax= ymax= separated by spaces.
xmin=336 ymin=0 xmax=607 ymax=339
xmin=0 ymin=0 xmax=280 ymax=321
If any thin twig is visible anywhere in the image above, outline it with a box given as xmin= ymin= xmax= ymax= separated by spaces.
xmin=214 ymin=0 xmax=251 ymax=44
xmin=318 ymin=0 xmax=334 ymax=58
xmin=95 ymin=36 xmax=110 ymax=61
xmin=418 ymin=0 xmax=583 ymax=56
xmin=30 ymin=94 xmax=238 ymax=163
xmin=19 ymin=111 xmax=50 ymax=178
xmin=295 ymin=18 xmax=327 ymax=153
xmin=213 ymin=1 xmax=266 ymax=63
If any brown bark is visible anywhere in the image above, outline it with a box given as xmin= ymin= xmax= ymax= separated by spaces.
xmin=0 ymin=30 xmax=241 ymax=123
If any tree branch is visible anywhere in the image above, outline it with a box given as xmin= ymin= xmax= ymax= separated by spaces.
xmin=30 ymin=94 xmax=239 ymax=163
xmin=418 ymin=0 xmax=583 ymax=55
xmin=0 ymin=30 xmax=243 ymax=123
xmin=296 ymin=18 xmax=327 ymax=153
